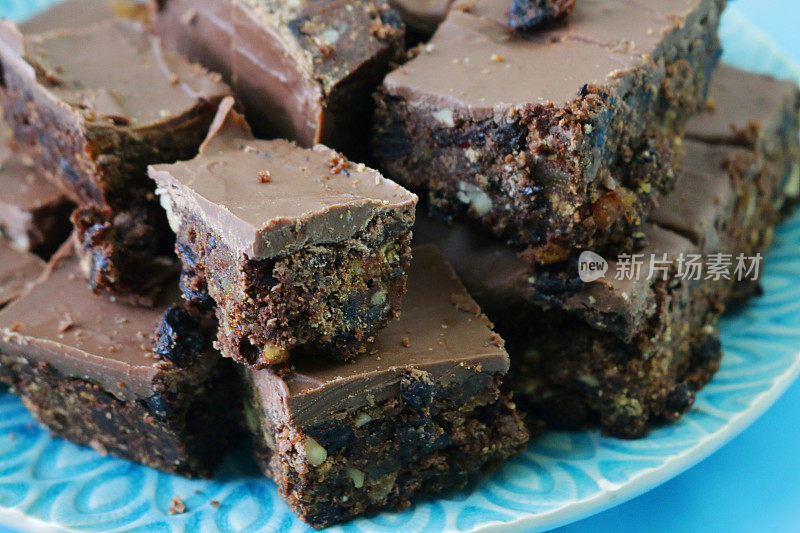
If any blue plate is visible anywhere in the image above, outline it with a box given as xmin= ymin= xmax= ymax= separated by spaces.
xmin=0 ymin=3 xmax=798 ymax=532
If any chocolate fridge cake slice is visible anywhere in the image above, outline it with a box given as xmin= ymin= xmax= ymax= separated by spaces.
xmin=151 ymin=0 xmax=405 ymax=155
xmin=0 ymin=126 xmax=73 ymax=257
xmin=0 ymin=18 xmax=232 ymax=215
xmin=375 ymin=0 xmax=725 ymax=264
xmin=417 ymin=131 xmax=794 ymax=437
xmin=0 ymin=247 xmax=239 ymax=477
xmin=150 ymin=99 xmax=418 ymax=366
xmin=685 ymin=63 xmax=800 ymax=212
xmin=0 ymin=239 xmax=45 ymax=308
xmin=0 ymin=18 xmax=233 ymax=301
xmin=242 ymin=245 xmax=528 ymax=528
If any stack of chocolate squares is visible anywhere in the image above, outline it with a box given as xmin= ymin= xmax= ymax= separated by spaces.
xmin=387 ymin=0 xmax=800 ymax=438
xmin=0 ymin=0 xmax=528 ymax=527
xmin=0 ymin=0 xmax=798 ymax=529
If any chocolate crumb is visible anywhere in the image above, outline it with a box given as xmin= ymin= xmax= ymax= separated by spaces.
xmin=328 ymin=153 xmax=348 ymax=174
xmin=489 ymin=332 xmax=505 ymax=348
xmin=169 ymin=496 xmax=187 ymax=515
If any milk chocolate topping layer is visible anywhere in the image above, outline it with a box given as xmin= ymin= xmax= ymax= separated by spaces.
xmin=154 ymin=0 xmax=403 ymax=148
xmin=412 ymin=143 xmax=746 ymax=340
xmin=152 ymin=0 xmax=235 ymax=82
xmin=0 ymin=125 xmax=71 ymax=250
xmin=0 ymin=240 xmax=45 ymax=307
xmin=0 ymin=249 xmax=186 ymax=401
xmin=0 ymin=18 xmax=231 ymax=128
xmin=0 ymin=144 xmax=63 ymax=214
xmin=150 ymin=98 xmax=417 ymax=259
xmin=384 ymin=0 xmax=711 ymax=120
xmin=231 ymin=0 xmax=403 ymax=146
xmin=249 ymin=245 xmax=509 ymax=429
xmin=687 ymin=64 xmax=800 ymax=146
xmin=415 ymin=214 xmax=696 ymax=342
xmin=650 ymin=140 xmax=740 ymax=251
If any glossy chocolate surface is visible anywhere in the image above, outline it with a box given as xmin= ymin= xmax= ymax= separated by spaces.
xmin=151 ymin=99 xmax=416 ymax=259
xmin=0 ymin=240 xmax=45 ymax=307
xmin=0 ymin=249 xmax=190 ymax=401
xmin=249 ymin=245 xmax=509 ymax=428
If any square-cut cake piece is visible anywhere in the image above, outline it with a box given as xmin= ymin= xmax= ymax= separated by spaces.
xmin=151 ymin=0 xmax=404 ymax=155
xmin=686 ymin=64 xmax=800 ymax=210
xmin=0 ymin=247 xmax=239 ymax=477
xmin=417 ymin=137 xmax=791 ymax=437
xmin=150 ymin=99 xmax=418 ymax=366
xmin=0 ymin=239 xmax=45 ymax=308
xmin=0 ymin=130 xmax=73 ymax=257
xmin=0 ymin=19 xmax=232 ymax=210
xmin=0 ymin=18 xmax=232 ymax=301
xmin=375 ymin=0 xmax=725 ymax=264
xmin=416 ymin=216 xmax=711 ymax=438
xmin=242 ymin=245 xmax=528 ymax=528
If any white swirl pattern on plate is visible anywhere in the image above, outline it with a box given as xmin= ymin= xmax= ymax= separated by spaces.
xmin=0 ymin=3 xmax=798 ymax=532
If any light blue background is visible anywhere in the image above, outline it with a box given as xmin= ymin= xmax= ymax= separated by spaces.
xmin=0 ymin=1 xmax=797 ymax=532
